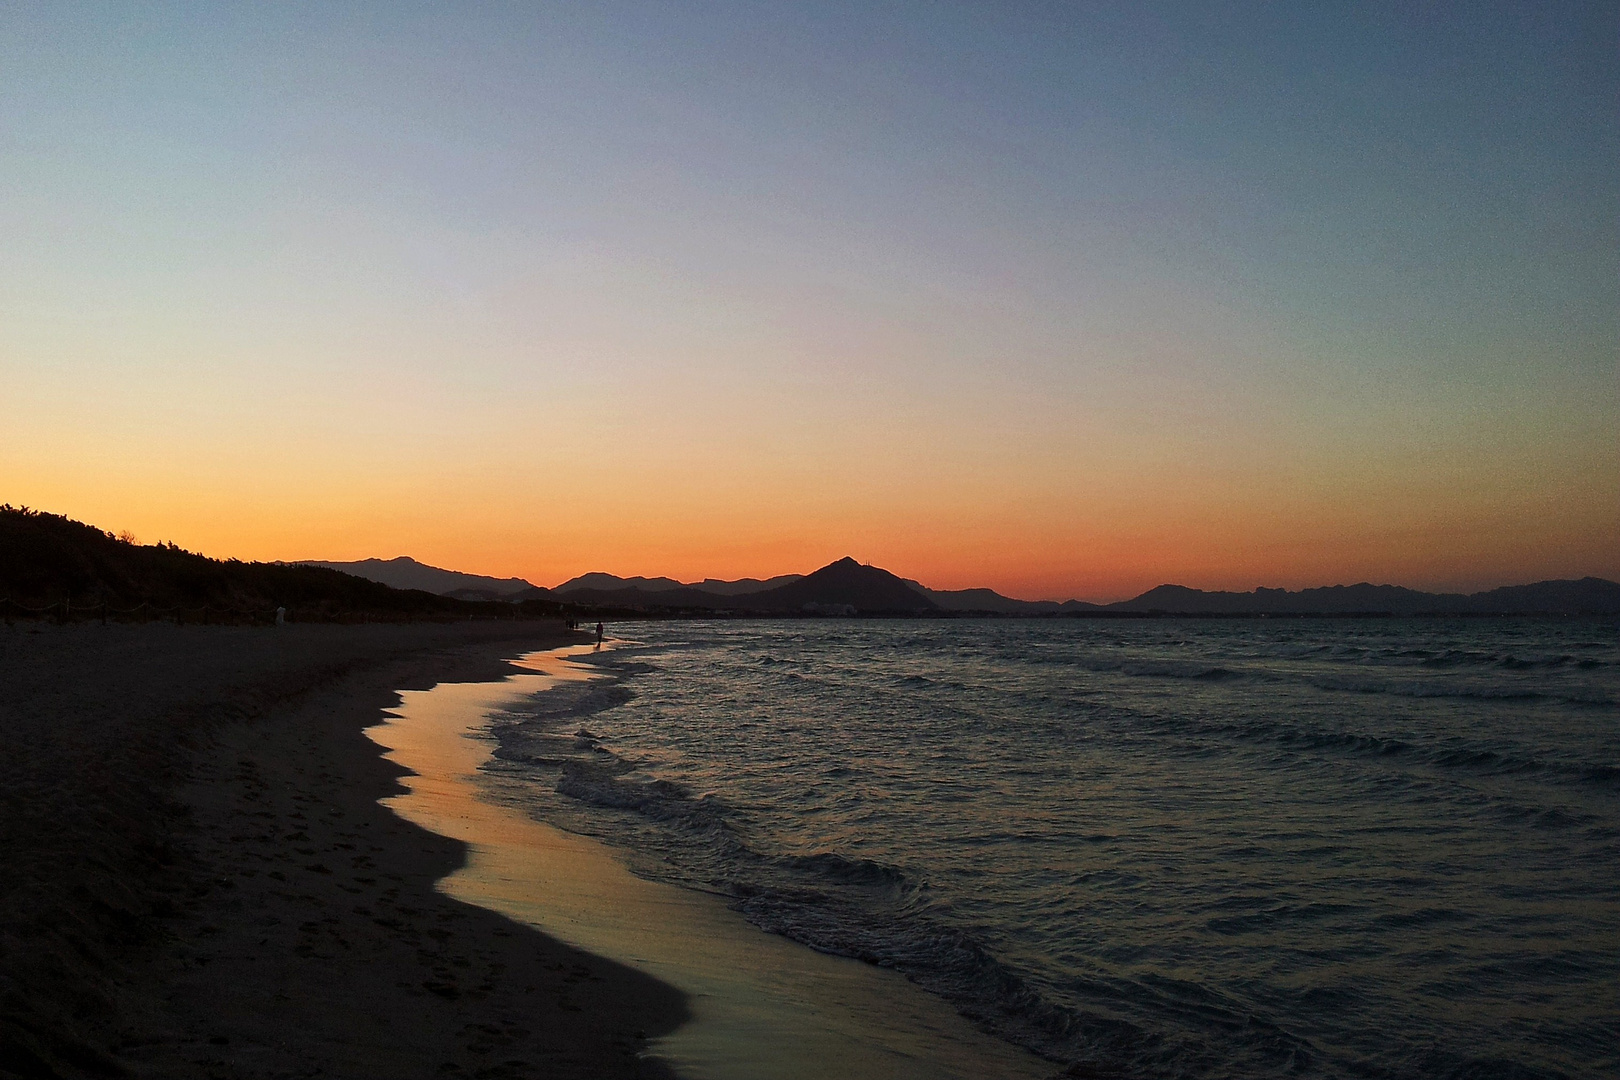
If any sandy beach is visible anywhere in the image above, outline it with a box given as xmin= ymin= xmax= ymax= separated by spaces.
xmin=368 ymin=645 xmax=1054 ymax=1080
xmin=0 ymin=620 xmax=686 ymax=1080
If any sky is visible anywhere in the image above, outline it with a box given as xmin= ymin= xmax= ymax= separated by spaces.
xmin=2 ymin=1 xmax=1615 ymax=601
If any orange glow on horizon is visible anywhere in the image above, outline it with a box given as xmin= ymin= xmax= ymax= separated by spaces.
xmin=3 ymin=6 xmax=1615 ymax=609
xmin=9 ymin=464 xmax=1614 ymax=604
xmin=9 ymin=348 xmax=1614 ymax=604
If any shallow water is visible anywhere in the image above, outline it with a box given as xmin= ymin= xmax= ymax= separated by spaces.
xmin=368 ymin=645 xmax=1050 ymax=1080
xmin=480 ymin=619 xmax=1619 ymax=1079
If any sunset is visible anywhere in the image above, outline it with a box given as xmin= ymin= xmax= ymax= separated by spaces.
xmin=3 ymin=5 xmax=1616 ymax=1080
xmin=5 ymin=4 xmax=1615 ymax=599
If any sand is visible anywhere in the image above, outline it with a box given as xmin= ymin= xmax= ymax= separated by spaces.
xmin=373 ymin=648 xmax=1056 ymax=1080
xmin=0 ymin=619 xmax=686 ymax=1080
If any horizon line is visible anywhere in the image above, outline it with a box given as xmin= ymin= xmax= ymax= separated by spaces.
xmin=304 ymin=554 xmax=1617 ymax=608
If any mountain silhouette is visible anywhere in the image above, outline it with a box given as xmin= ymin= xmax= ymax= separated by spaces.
xmin=297 ymin=548 xmax=1619 ymax=617
xmin=539 ymin=559 xmax=934 ymax=614
xmin=553 ymin=572 xmax=802 ymax=596
xmin=1110 ymin=579 xmax=1620 ymax=615
xmin=508 ymin=569 xmax=1620 ymax=616
xmin=691 ymin=575 xmax=804 ymax=595
xmin=748 ymin=557 xmax=936 ymax=613
xmin=905 ymin=581 xmax=1102 ymax=614
xmin=1462 ymin=578 xmax=1620 ymax=615
xmin=20 ymin=506 xmax=1615 ymax=618
xmin=302 ymin=556 xmax=537 ymax=599
xmin=541 ymin=583 xmax=729 ymax=608
xmin=554 ymin=572 xmax=689 ymax=594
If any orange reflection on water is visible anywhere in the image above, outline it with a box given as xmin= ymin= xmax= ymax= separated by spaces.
xmin=365 ymin=645 xmax=1050 ymax=1080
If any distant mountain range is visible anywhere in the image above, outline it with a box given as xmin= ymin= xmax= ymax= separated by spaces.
xmin=309 ymin=555 xmax=1620 ymax=617
xmin=1104 ymin=578 xmax=1620 ymax=616
xmin=544 ymin=558 xmax=933 ymax=613
xmin=302 ymin=557 xmax=537 ymax=601
xmin=554 ymin=571 xmax=804 ymax=596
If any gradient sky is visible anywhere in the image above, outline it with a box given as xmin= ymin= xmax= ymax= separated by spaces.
xmin=2 ymin=2 xmax=1615 ymax=600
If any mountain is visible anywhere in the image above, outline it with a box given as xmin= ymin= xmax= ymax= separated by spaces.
xmin=528 ymin=568 xmax=1620 ymax=616
xmin=543 ymin=583 xmax=731 ymax=608
xmin=692 ymin=574 xmax=804 ymax=595
xmin=293 ymin=544 xmax=1620 ymax=618
xmin=302 ymin=557 xmax=537 ymax=599
xmin=554 ymin=572 xmax=687 ymax=594
xmin=1108 ymin=579 xmax=1620 ymax=615
xmin=536 ymin=559 xmax=933 ymax=614
xmin=1461 ymin=578 xmax=1620 ymax=615
xmin=553 ymin=572 xmax=803 ymax=595
xmin=749 ymin=558 xmax=936 ymax=613
xmin=906 ymin=582 xmax=1102 ymax=614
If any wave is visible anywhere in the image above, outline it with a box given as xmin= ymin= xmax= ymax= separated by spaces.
xmin=1167 ymin=714 xmax=1620 ymax=794
xmin=727 ymin=854 xmax=1345 ymax=1077
xmin=1301 ymin=673 xmax=1614 ymax=707
xmin=481 ymin=629 xmax=1615 ymax=1080
xmin=554 ymin=760 xmax=739 ymax=835
xmin=488 ymin=706 xmax=1348 ymax=1076
xmin=1045 ymin=655 xmax=1256 ymax=682
xmin=779 ymin=851 xmax=919 ymax=897
xmin=483 ymin=694 xmax=1163 ymax=1068
xmin=489 ymin=679 xmax=636 ymax=727
xmin=1012 ymin=648 xmax=1614 ymax=707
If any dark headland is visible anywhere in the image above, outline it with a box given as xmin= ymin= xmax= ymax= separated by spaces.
xmin=1 ymin=510 xmax=689 ymax=1079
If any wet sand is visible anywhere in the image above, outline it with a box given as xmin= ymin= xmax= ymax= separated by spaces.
xmin=372 ymin=644 xmax=1056 ymax=1080
xmin=0 ymin=620 xmax=685 ymax=1079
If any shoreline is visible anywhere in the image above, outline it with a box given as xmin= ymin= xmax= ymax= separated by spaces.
xmin=0 ymin=620 xmax=687 ymax=1079
xmin=371 ymin=642 xmax=1055 ymax=1080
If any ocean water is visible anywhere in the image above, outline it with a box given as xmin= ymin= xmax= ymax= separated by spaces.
xmin=475 ymin=618 xmax=1619 ymax=1079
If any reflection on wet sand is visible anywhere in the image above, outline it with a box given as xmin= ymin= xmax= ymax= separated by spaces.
xmin=367 ymin=645 xmax=1050 ymax=1080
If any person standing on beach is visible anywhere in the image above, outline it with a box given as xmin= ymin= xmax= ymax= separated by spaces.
xmin=595 ymin=621 xmax=604 ymax=647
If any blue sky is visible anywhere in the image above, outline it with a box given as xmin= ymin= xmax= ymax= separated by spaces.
xmin=3 ymin=2 xmax=1615 ymax=596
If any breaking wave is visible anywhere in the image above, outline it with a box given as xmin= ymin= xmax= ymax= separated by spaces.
xmin=477 ymin=617 xmax=1620 ymax=1079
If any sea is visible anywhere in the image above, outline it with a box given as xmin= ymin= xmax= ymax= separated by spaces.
xmin=473 ymin=617 xmax=1618 ymax=1079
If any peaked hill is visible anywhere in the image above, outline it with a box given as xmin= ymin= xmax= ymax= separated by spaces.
xmin=753 ymin=557 xmax=936 ymax=612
